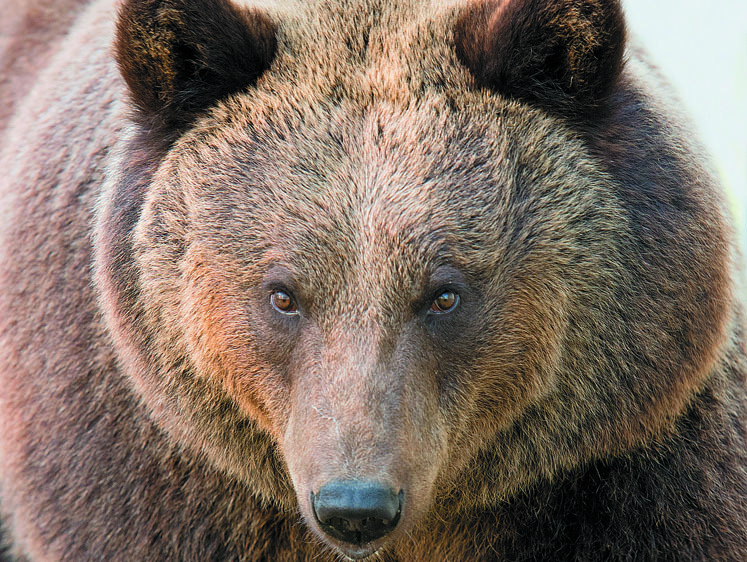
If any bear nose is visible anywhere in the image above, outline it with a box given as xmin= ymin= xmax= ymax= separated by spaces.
xmin=311 ymin=480 xmax=403 ymax=546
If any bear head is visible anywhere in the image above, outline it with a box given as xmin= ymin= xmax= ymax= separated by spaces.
xmin=94 ymin=0 xmax=731 ymax=558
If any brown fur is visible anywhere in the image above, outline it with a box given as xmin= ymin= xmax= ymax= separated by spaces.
xmin=115 ymin=0 xmax=277 ymax=130
xmin=454 ymin=0 xmax=626 ymax=119
xmin=0 ymin=0 xmax=92 ymax=134
xmin=0 ymin=0 xmax=745 ymax=560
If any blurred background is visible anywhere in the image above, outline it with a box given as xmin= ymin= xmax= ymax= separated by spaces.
xmin=623 ymin=0 xmax=746 ymax=255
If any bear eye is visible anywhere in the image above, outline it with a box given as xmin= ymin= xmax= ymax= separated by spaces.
xmin=429 ymin=290 xmax=460 ymax=314
xmin=270 ymin=290 xmax=298 ymax=315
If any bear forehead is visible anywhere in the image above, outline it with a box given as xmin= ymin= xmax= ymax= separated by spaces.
xmin=160 ymin=98 xmax=609 ymax=314
xmin=174 ymin=92 xmax=598 ymax=225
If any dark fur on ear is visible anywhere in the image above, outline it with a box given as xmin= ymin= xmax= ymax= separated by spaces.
xmin=454 ymin=0 xmax=626 ymax=121
xmin=115 ymin=0 xmax=277 ymax=130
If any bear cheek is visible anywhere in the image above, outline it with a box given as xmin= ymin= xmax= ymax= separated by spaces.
xmin=476 ymin=280 xmax=567 ymax=413
xmin=178 ymin=266 xmax=290 ymax=438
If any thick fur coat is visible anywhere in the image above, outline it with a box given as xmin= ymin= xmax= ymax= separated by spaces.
xmin=0 ymin=0 xmax=745 ymax=560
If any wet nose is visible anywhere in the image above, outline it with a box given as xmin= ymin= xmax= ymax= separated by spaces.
xmin=311 ymin=480 xmax=403 ymax=545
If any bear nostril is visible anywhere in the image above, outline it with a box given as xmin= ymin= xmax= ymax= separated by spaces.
xmin=310 ymin=481 xmax=403 ymax=546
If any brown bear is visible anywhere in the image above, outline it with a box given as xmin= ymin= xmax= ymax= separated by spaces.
xmin=0 ymin=0 xmax=745 ymax=560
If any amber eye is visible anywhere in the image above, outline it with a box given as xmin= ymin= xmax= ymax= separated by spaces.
xmin=430 ymin=290 xmax=459 ymax=314
xmin=270 ymin=290 xmax=298 ymax=315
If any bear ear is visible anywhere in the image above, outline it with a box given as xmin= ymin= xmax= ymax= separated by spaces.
xmin=115 ymin=0 xmax=277 ymax=130
xmin=454 ymin=0 xmax=626 ymax=121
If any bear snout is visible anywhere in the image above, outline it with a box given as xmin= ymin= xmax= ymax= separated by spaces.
xmin=282 ymin=389 xmax=443 ymax=558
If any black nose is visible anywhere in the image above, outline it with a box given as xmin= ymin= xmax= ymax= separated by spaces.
xmin=311 ymin=480 xmax=403 ymax=545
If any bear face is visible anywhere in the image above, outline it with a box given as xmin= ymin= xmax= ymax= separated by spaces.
xmin=116 ymin=101 xmax=628 ymax=550
xmin=86 ymin=0 xmax=737 ymax=559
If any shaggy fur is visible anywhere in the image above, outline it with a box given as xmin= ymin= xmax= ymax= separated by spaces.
xmin=0 ymin=0 xmax=744 ymax=560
